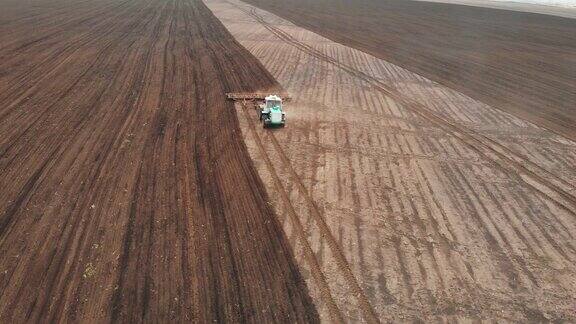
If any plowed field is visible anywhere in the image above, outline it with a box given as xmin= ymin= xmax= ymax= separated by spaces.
xmin=0 ymin=0 xmax=318 ymax=322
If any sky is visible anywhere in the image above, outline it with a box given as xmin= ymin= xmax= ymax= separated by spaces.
xmin=489 ymin=0 xmax=576 ymax=7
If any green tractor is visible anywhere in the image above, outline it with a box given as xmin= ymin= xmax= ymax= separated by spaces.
xmin=259 ymin=95 xmax=286 ymax=128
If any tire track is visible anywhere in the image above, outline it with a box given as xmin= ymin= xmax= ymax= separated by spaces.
xmin=239 ymin=101 xmax=345 ymax=323
xmin=238 ymin=100 xmax=381 ymax=323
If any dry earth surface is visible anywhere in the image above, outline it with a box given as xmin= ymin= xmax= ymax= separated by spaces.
xmin=206 ymin=0 xmax=576 ymax=322
xmin=242 ymin=0 xmax=576 ymax=142
xmin=0 ymin=0 xmax=319 ymax=322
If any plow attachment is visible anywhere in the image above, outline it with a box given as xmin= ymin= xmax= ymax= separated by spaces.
xmin=226 ymin=92 xmax=291 ymax=102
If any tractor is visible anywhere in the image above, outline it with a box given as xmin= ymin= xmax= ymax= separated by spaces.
xmin=259 ymin=95 xmax=285 ymax=128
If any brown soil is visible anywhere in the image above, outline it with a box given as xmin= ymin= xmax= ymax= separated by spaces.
xmin=242 ymin=0 xmax=576 ymax=142
xmin=0 ymin=0 xmax=319 ymax=322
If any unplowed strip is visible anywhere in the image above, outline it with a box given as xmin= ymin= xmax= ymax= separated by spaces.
xmin=241 ymin=103 xmax=380 ymax=323
xmin=0 ymin=0 xmax=319 ymax=322
xmin=205 ymin=1 xmax=576 ymax=320
xmin=239 ymin=101 xmax=345 ymax=323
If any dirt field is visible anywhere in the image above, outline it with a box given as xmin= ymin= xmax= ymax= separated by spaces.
xmin=0 ymin=0 xmax=319 ymax=322
xmin=2 ymin=0 xmax=575 ymax=321
xmin=242 ymin=0 xmax=576 ymax=142
xmin=206 ymin=0 xmax=576 ymax=321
